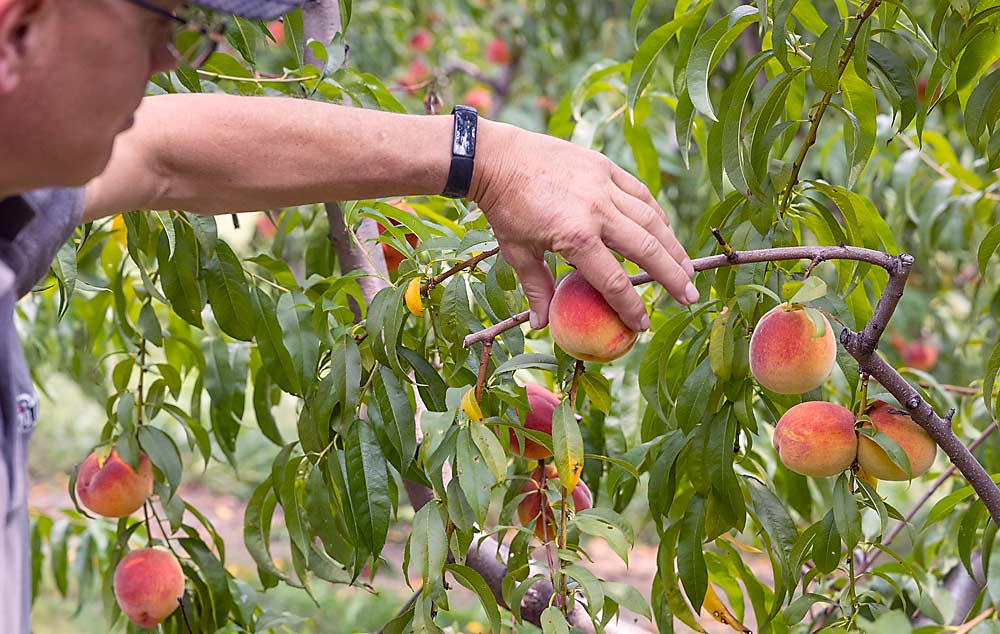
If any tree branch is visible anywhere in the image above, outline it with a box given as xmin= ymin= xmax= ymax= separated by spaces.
xmin=464 ymin=243 xmax=1000 ymax=523
xmin=778 ymin=0 xmax=882 ymax=216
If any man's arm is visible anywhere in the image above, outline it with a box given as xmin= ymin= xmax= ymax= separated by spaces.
xmin=83 ymin=93 xmax=454 ymax=220
xmin=83 ymin=93 xmax=697 ymax=332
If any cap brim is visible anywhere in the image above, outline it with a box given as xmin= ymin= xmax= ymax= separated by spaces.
xmin=194 ymin=0 xmax=304 ymax=19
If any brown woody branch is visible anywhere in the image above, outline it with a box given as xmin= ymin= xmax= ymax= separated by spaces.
xmin=463 ymin=244 xmax=1000 ymax=523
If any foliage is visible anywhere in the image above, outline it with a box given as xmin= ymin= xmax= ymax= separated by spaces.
xmin=19 ymin=0 xmax=1000 ymax=632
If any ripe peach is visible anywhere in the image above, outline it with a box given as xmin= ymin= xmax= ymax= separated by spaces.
xmin=548 ymin=271 xmax=638 ymax=363
xmin=378 ymin=201 xmax=419 ymax=273
xmin=76 ymin=448 xmax=153 ymax=518
xmin=773 ymin=401 xmax=858 ymax=477
xmin=892 ymin=335 xmax=938 ymax=372
xmin=517 ymin=465 xmax=592 ymax=542
xmin=509 ymin=383 xmax=560 ymax=459
xmin=266 ymin=20 xmax=284 ymax=45
xmin=114 ymin=548 xmax=185 ymax=627
xmin=399 ymin=59 xmax=430 ymax=92
xmin=462 ymin=87 xmax=493 ymax=114
xmin=486 ymin=37 xmax=511 ymax=64
xmin=409 ymin=28 xmax=434 ymax=52
xmin=857 ymin=400 xmax=936 ymax=480
xmin=749 ymin=304 xmax=837 ymax=394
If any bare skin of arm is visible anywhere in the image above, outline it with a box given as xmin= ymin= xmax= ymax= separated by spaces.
xmin=83 ymin=93 xmax=698 ymax=331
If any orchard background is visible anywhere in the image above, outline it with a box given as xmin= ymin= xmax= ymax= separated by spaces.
xmin=18 ymin=0 xmax=1000 ymax=632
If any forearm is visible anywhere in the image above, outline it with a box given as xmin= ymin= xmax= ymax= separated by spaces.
xmin=88 ymin=93 xmax=505 ymax=218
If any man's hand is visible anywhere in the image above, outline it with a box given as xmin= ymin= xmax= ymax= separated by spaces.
xmin=470 ymin=120 xmax=697 ymax=333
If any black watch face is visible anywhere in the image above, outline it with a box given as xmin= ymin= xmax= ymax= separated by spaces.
xmin=453 ymin=109 xmax=478 ymax=158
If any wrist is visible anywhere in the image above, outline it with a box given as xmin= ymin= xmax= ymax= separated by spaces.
xmin=468 ymin=118 xmax=513 ymax=206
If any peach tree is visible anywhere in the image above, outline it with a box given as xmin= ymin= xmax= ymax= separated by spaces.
xmin=19 ymin=0 xmax=1000 ymax=632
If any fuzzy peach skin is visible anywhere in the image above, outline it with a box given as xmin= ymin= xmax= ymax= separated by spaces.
xmin=749 ymin=304 xmax=837 ymax=394
xmin=517 ymin=464 xmax=593 ymax=542
xmin=76 ymin=448 xmax=153 ymax=518
xmin=114 ymin=548 xmax=185 ymax=628
xmin=773 ymin=401 xmax=858 ymax=477
xmin=858 ymin=400 xmax=937 ymax=480
xmin=549 ymin=271 xmax=638 ymax=362
xmin=509 ymin=383 xmax=560 ymax=459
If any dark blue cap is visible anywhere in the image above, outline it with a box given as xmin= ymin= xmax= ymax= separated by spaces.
xmin=196 ymin=0 xmax=304 ymax=19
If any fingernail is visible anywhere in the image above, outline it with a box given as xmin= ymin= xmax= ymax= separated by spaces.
xmin=684 ymin=282 xmax=700 ymax=305
xmin=529 ymin=310 xmax=542 ymax=329
xmin=683 ymin=259 xmax=695 ymax=277
xmin=639 ymin=314 xmax=650 ymax=331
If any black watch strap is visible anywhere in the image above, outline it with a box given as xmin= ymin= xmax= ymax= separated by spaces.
xmin=442 ymin=105 xmax=478 ymax=199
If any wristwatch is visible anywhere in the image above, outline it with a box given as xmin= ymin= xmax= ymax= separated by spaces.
xmin=441 ymin=105 xmax=478 ymax=199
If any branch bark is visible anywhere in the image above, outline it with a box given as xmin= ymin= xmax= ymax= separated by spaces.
xmin=464 ymin=244 xmax=1000 ymax=524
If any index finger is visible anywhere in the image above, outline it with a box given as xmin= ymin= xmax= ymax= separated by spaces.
xmin=562 ymin=237 xmax=649 ymax=332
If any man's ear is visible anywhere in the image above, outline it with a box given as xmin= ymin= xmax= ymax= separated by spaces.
xmin=0 ymin=0 xmax=46 ymax=94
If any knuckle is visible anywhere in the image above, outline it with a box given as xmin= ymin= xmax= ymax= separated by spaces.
xmin=602 ymin=270 xmax=633 ymax=299
xmin=555 ymin=225 xmax=598 ymax=255
xmin=637 ymin=235 xmax=661 ymax=260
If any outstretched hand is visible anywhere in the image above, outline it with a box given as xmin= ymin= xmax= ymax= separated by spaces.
xmin=470 ymin=119 xmax=698 ymax=333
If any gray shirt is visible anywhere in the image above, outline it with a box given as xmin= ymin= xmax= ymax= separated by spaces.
xmin=0 ymin=188 xmax=84 ymax=634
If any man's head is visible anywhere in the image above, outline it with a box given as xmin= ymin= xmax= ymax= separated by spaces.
xmin=0 ymin=0 xmax=300 ymax=196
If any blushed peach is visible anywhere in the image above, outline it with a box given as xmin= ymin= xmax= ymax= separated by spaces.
xmin=858 ymin=400 xmax=936 ymax=480
xmin=517 ymin=465 xmax=592 ymax=542
xmin=113 ymin=548 xmax=185 ymax=628
xmin=773 ymin=401 xmax=858 ymax=477
xmin=749 ymin=304 xmax=837 ymax=394
xmin=509 ymin=383 xmax=560 ymax=460
xmin=76 ymin=448 xmax=153 ymax=518
xmin=549 ymin=271 xmax=638 ymax=363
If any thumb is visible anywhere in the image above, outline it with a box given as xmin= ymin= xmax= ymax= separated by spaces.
xmin=504 ymin=245 xmax=555 ymax=329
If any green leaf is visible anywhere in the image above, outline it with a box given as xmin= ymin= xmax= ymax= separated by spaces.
xmin=977 ymin=224 xmax=1000 ymax=275
xmin=563 ymin=564 xmax=605 ymax=617
xmin=746 ymin=477 xmax=797 ymax=559
xmin=456 ymin=427 xmax=493 ymax=524
xmin=983 ymin=338 xmax=1000 ymax=417
xmin=812 ymin=511 xmax=842 ymax=574
xmin=445 ymin=564 xmax=502 ymax=634
xmin=492 ymin=353 xmax=558 ymax=376
xmin=686 ymin=5 xmax=761 ymax=121
xmin=138 ymin=426 xmax=183 ymax=500
xmin=861 ymin=428 xmax=912 ymax=479
xmin=540 ymin=606 xmax=571 ymax=634
xmin=345 ymin=420 xmax=391 ymax=555
xmin=627 ymin=0 xmax=712 ymax=112
xmin=470 ymin=423 xmax=508 ymax=482
xmin=253 ymin=288 xmax=301 ymax=395
xmin=576 ymin=508 xmax=634 ymax=563
xmin=158 ymin=220 xmax=204 ymax=328
xmin=811 ymin=17 xmax=843 ymax=93
xmin=677 ymin=494 xmax=708 ymax=612
xmin=205 ymin=240 xmax=255 ymax=341
xmin=709 ymin=304 xmax=736 ymax=381
xmin=552 ymin=400 xmax=584 ymax=492
xmin=277 ymin=291 xmax=320 ymax=389
xmin=408 ymin=503 xmax=447 ymax=586
xmin=578 ymin=371 xmax=612 ymax=414
xmin=868 ymin=41 xmax=918 ymax=132
xmin=244 ymin=476 xmax=297 ymax=587
xmin=398 ymin=347 xmax=448 ymax=412
xmin=833 ymin=474 xmax=862 ymax=550
xmin=965 ymin=66 xmax=1000 ymax=148
xmin=788 ymin=276 xmax=828 ymax=305
xmin=370 ymin=366 xmax=416 ymax=473
xmin=136 ymin=302 xmax=163 ymax=347
xmin=840 ymin=65 xmax=877 ymax=185
xmin=604 ymin=581 xmax=652 ymax=620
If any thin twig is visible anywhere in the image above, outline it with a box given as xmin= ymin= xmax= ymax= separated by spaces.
xmin=178 ymin=597 xmax=194 ymax=634
xmin=778 ymin=0 xmax=883 ymax=216
xmin=423 ymin=247 xmax=501 ymax=294
xmin=475 ymin=340 xmax=493 ymax=402
xmin=896 ymin=134 xmax=1000 ymax=202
